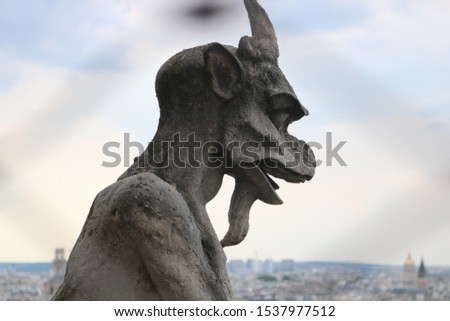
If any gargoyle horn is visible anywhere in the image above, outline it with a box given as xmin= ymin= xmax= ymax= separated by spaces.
xmin=239 ymin=0 xmax=279 ymax=61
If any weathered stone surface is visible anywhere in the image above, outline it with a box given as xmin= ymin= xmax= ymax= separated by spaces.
xmin=53 ymin=0 xmax=315 ymax=301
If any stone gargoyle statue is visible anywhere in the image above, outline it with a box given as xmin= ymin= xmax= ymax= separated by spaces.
xmin=53 ymin=0 xmax=315 ymax=300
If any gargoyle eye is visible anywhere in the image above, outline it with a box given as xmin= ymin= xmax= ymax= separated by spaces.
xmin=270 ymin=111 xmax=291 ymax=132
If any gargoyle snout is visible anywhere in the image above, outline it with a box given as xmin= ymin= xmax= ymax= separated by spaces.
xmin=287 ymin=138 xmax=316 ymax=181
xmin=261 ymin=136 xmax=315 ymax=184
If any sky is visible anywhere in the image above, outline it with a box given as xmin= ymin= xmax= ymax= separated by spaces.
xmin=1 ymin=0 xmax=449 ymax=266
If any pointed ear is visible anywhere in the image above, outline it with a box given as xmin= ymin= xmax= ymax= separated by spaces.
xmin=204 ymin=43 xmax=244 ymax=100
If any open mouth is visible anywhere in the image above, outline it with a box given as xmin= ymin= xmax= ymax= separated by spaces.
xmin=259 ymin=161 xmax=311 ymax=184
xmin=228 ymin=162 xmax=282 ymax=205
xmin=250 ymin=158 xmax=314 ymax=205
xmin=226 ymin=140 xmax=315 ymax=205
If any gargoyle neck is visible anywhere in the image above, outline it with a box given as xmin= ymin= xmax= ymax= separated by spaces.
xmin=119 ymin=129 xmax=225 ymax=202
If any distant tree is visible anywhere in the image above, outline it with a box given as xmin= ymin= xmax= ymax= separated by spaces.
xmin=258 ymin=275 xmax=277 ymax=282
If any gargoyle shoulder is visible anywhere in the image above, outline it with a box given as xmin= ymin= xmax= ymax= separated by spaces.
xmin=79 ymin=173 xmax=193 ymax=240
xmin=101 ymin=173 xmax=190 ymax=223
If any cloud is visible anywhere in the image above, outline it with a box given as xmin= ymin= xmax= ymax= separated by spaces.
xmin=0 ymin=181 xmax=77 ymax=262
xmin=0 ymin=0 xmax=131 ymax=71
xmin=265 ymin=0 xmax=373 ymax=34
xmin=277 ymin=2 xmax=450 ymax=126
xmin=0 ymin=61 xmax=138 ymax=171
xmin=0 ymin=163 xmax=7 ymax=184
xmin=323 ymin=179 xmax=450 ymax=265
xmin=0 ymin=117 xmax=126 ymax=262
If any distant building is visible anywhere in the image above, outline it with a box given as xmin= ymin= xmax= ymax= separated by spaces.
xmin=43 ymin=248 xmax=67 ymax=297
xmin=262 ymin=259 xmax=274 ymax=274
xmin=228 ymin=260 xmax=246 ymax=274
xmin=403 ymin=253 xmax=416 ymax=287
xmin=417 ymin=258 xmax=428 ymax=289
xmin=247 ymin=259 xmax=262 ymax=274
xmin=281 ymin=259 xmax=295 ymax=273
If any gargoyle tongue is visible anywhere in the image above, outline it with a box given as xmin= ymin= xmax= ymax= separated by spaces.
xmin=221 ymin=166 xmax=282 ymax=247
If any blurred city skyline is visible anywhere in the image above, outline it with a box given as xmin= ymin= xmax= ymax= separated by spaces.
xmin=3 ymin=252 xmax=449 ymax=301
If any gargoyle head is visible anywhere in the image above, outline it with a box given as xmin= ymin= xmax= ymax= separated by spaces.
xmin=154 ymin=0 xmax=315 ymax=247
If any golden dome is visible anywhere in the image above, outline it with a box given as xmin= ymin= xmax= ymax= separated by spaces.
xmin=404 ymin=252 xmax=415 ymax=266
